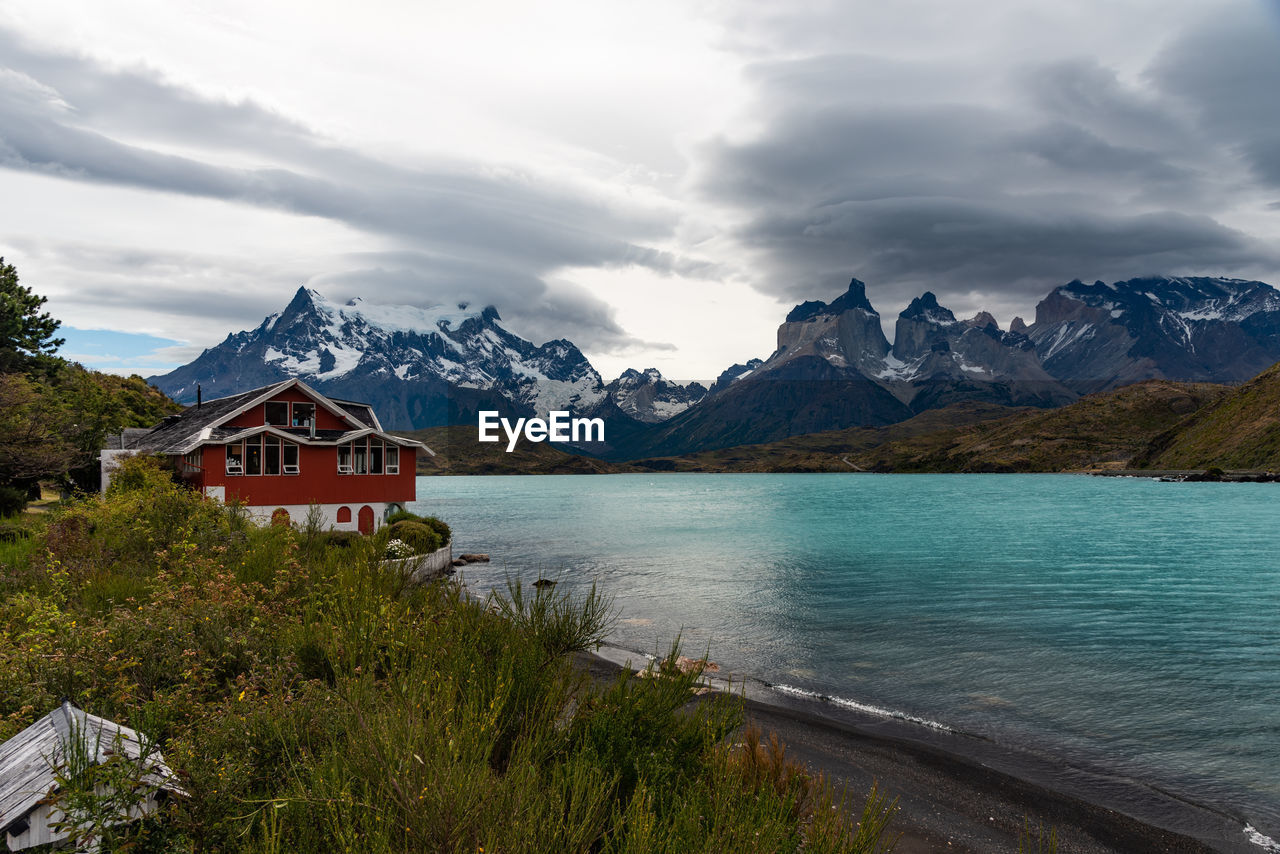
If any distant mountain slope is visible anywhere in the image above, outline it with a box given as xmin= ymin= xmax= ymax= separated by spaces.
xmin=1028 ymin=276 xmax=1280 ymax=393
xmin=849 ymin=380 xmax=1229 ymax=472
xmin=1131 ymin=362 xmax=1280 ymax=470
xmin=633 ymin=401 xmax=1021 ymax=472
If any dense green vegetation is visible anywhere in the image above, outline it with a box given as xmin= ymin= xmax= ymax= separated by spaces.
xmin=0 ymin=259 xmax=181 ymax=509
xmin=1 ymin=256 xmax=64 ymax=374
xmin=0 ymin=456 xmax=897 ymax=853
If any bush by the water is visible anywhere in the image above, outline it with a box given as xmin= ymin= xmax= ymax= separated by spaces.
xmin=384 ymin=509 xmax=451 ymax=546
xmin=0 ymin=455 xmax=896 ymax=853
xmin=384 ymin=518 xmax=442 ymax=554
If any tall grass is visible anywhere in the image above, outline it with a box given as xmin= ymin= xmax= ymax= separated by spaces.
xmin=0 ymin=456 xmax=897 ymax=852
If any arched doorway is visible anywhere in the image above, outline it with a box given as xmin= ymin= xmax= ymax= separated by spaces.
xmin=357 ymin=505 xmax=375 ymax=535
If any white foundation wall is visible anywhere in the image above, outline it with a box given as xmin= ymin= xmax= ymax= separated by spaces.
xmin=200 ymin=493 xmax=403 ymax=531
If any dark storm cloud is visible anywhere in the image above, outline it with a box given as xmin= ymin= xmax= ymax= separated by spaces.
xmin=1146 ymin=15 xmax=1280 ymax=187
xmin=0 ymin=27 xmax=696 ymax=350
xmin=695 ymin=9 xmax=1280 ymax=317
xmin=5 ymin=237 xmax=300 ymax=325
xmin=310 ymin=251 xmax=675 ymax=354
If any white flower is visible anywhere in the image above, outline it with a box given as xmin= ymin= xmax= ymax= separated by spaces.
xmin=385 ymin=538 xmax=414 ymax=558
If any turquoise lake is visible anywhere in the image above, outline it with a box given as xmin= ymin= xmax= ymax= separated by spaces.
xmin=408 ymin=473 xmax=1280 ymax=845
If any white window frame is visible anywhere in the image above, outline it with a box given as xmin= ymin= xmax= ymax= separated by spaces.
xmin=226 ymin=443 xmax=244 ymax=476
xmin=264 ymin=400 xmax=289 ymax=426
xmin=282 ymin=441 xmax=300 ymax=475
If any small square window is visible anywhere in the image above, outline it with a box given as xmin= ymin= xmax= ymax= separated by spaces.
xmin=292 ymin=403 xmax=315 ymax=428
xmin=265 ymin=401 xmax=289 ymax=425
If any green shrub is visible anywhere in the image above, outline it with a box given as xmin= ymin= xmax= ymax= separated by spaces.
xmin=420 ymin=515 xmax=451 ymax=545
xmin=385 ymin=520 xmax=442 ymax=554
xmin=383 ymin=511 xmax=450 ymax=545
xmin=0 ymin=519 xmax=32 ymax=542
xmin=0 ymin=485 xmax=27 ymax=517
xmin=384 ymin=509 xmax=419 ymax=526
xmin=319 ymin=530 xmax=362 ymax=549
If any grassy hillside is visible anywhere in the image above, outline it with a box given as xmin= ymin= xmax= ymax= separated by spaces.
xmin=397 ymin=424 xmax=631 ymax=475
xmin=635 ymin=402 xmax=1022 ymax=472
xmin=1131 ymin=362 xmax=1280 ymax=470
xmin=848 ymin=380 xmax=1229 ymax=473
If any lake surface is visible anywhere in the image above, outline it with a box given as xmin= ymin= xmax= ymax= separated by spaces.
xmin=408 ymin=473 xmax=1280 ymax=849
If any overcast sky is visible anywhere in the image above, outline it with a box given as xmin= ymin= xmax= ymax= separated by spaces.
xmin=2 ymin=0 xmax=1279 ymax=381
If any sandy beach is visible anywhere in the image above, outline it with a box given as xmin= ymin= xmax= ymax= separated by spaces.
xmin=575 ymin=650 xmax=1257 ymax=853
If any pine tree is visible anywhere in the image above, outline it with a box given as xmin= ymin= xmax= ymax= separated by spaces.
xmin=0 ymin=257 xmax=64 ymax=373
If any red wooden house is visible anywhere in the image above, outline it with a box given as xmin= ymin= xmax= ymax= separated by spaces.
xmin=101 ymin=379 xmax=431 ymax=533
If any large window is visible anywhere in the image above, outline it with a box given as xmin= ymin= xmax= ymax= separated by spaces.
xmin=337 ymin=438 xmax=400 ymax=474
xmin=245 ymin=438 xmax=262 ymax=475
xmin=228 ymin=437 xmax=298 ymax=475
xmin=264 ymin=436 xmax=281 ymax=475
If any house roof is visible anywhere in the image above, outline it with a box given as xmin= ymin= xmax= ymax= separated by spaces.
xmin=117 ymin=379 xmax=428 ymax=455
xmin=0 ymin=701 xmax=183 ymax=835
xmin=327 ymin=398 xmax=381 ymax=430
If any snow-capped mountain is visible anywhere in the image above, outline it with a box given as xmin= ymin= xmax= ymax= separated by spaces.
xmin=730 ymin=279 xmax=1073 ymax=410
xmin=150 ymin=287 xmax=606 ymax=429
xmin=603 ymin=368 xmax=708 ymax=423
xmin=1027 ymin=277 xmax=1280 ymax=393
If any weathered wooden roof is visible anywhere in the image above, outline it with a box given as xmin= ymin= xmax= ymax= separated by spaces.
xmin=115 ymin=379 xmax=426 ymax=455
xmin=0 ymin=702 xmax=182 ymax=835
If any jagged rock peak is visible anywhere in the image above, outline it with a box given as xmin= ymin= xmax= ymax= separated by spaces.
xmin=612 ymin=367 xmax=665 ymax=387
xmin=1009 ymin=316 xmax=1029 ymax=334
xmin=965 ymin=311 xmax=999 ymax=330
xmin=900 ymin=292 xmax=957 ymax=325
xmin=708 ymin=358 xmax=765 ymax=395
xmin=785 ymin=278 xmax=877 ymax=322
xmin=605 ymin=367 xmax=707 ymax=423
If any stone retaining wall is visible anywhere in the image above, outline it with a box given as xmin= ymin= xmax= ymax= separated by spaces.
xmin=382 ymin=542 xmax=453 ymax=582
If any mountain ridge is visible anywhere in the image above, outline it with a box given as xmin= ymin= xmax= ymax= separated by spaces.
xmin=150 ymin=274 xmax=1280 ymax=457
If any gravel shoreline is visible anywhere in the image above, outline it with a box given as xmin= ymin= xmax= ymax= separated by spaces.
xmin=574 ymin=649 xmax=1257 ymax=853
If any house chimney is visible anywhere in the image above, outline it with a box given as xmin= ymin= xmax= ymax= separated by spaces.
xmin=197 ymin=384 xmax=202 ymax=410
